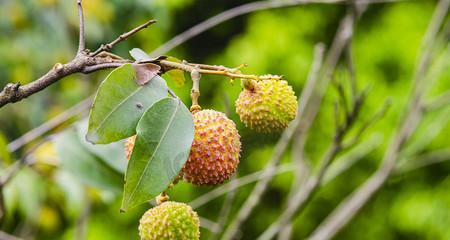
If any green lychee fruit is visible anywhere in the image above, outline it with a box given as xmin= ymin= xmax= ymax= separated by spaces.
xmin=139 ymin=201 xmax=200 ymax=240
xmin=182 ymin=109 xmax=241 ymax=185
xmin=235 ymin=79 xmax=297 ymax=133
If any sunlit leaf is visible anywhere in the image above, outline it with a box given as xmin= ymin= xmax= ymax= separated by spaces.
xmin=121 ymin=97 xmax=194 ymax=211
xmin=87 ymin=63 xmax=168 ymax=144
xmin=165 ymin=56 xmax=186 ymax=87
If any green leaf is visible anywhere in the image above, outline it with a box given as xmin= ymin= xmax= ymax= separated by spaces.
xmin=55 ymin=129 xmax=123 ymax=191
xmin=76 ymin=119 xmax=127 ymax=174
xmin=129 ymin=48 xmax=152 ymax=62
xmin=87 ymin=63 xmax=168 ymax=144
xmin=121 ymin=97 xmax=194 ymax=211
xmin=4 ymin=168 xmax=44 ymax=220
xmin=165 ymin=56 xmax=186 ymax=87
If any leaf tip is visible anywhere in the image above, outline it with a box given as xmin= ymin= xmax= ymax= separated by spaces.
xmin=85 ymin=132 xmax=99 ymax=144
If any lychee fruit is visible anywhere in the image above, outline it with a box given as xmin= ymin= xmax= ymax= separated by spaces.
xmin=139 ymin=201 xmax=200 ymax=240
xmin=182 ymin=109 xmax=241 ymax=185
xmin=235 ymin=79 xmax=297 ymax=133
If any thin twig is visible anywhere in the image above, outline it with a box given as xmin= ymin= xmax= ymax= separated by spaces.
xmin=159 ymin=60 xmax=281 ymax=81
xmin=308 ymin=1 xmax=450 ymax=239
xmin=424 ymin=91 xmax=450 ymax=111
xmin=200 ymin=217 xmax=220 ymax=233
xmin=75 ymin=195 xmax=91 ymax=240
xmin=395 ymin=149 xmax=450 ymax=174
xmin=82 ymin=61 xmax=130 ymax=73
xmin=323 ymin=134 xmax=382 ymax=184
xmin=0 ymin=231 xmax=23 ymax=240
xmin=0 ymin=138 xmax=50 ymax=187
xmin=278 ymin=43 xmax=326 ymax=239
xmin=210 ymin=177 xmax=238 ymax=240
xmin=90 ymin=20 xmax=157 ymax=57
xmin=189 ymin=163 xmax=296 ymax=209
xmin=342 ymin=99 xmax=390 ymax=149
xmin=77 ymin=0 xmax=85 ymax=54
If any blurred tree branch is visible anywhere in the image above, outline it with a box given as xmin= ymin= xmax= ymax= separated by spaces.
xmin=0 ymin=230 xmax=23 ymax=240
xmin=223 ymin=1 xmax=369 ymax=237
xmin=395 ymin=149 xmax=450 ymax=174
xmin=308 ymin=0 xmax=450 ymax=239
xmin=7 ymin=97 xmax=92 ymax=152
xmin=221 ymin=41 xmax=328 ymax=240
xmin=257 ymin=4 xmax=395 ymax=234
xmin=424 ymin=90 xmax=450 ymax=111
xmin=150 ymin=0 xmax=399 ymax=57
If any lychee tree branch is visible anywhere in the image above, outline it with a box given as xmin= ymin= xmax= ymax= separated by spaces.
xmin=2 ymin=0 xmax=398 ymax=153
xmin=0 ymin=1 xmax=154 ymax=109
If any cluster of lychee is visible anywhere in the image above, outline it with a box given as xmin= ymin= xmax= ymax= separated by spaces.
xmin=129 ymin=76 xmax=297 ymax=240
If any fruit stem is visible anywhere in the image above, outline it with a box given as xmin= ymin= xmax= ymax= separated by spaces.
xmin=241 ymin=78 xmax=256 ymax=91
xmin=156 ymin=192 xmax=169 ymax=205
xmin=190 ymin=68 xmax=201 ymax=110
xmin=159 ymin=60 xmax=281 ymax=81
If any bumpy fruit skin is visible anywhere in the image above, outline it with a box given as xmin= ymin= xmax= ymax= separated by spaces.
xmin=139 ymin=201 xmax=200 ymax=240
xmin=236 ymin=79 xmax=297 ymax=133
xmin=182 ymin=110 xmax=241 ymax=185
xmin=125 ymin=135 xmax=136 ymax=161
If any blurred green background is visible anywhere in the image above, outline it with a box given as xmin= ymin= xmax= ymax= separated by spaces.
xmin=0 ymin=0 xmax=449 ymax=239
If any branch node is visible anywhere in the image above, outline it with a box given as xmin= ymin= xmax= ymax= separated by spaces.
xmin=3 ymin=83 xmax=21 ymax=102
xmin=53 ymin=63 xmax=64 ymax=73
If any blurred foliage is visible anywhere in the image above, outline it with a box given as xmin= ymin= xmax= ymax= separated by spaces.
xmin=0 ymin=0 xmax=449 ymax=239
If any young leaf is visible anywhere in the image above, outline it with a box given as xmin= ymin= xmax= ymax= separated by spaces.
xmin=55 ymin=129 xmax=123 ymax=192
xmin=165 ymin=56 xmax=186 ymax=87
xmin=121 ymin=97 xmax=194 ymax=211
xmin=130 ymin=49 xmax=186 ymax=87
xmin=87 ymin=63 xmax=168 ymax=144
xmin=129 ymin=48 xmax=152 ymax=62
